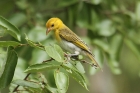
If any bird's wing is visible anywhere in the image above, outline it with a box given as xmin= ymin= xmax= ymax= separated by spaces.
xmin=59 ymin=26 xmax=101 ymax=69
xmin=59 ymin=27 xmax=91 ymax=54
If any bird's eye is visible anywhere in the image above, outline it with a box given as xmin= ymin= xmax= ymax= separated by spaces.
xmin=51 ymin=24 xmax=54 ymax=27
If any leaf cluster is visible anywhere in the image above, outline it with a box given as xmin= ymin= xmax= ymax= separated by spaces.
xmin=0 ymin=0 xmax=140 ymax=93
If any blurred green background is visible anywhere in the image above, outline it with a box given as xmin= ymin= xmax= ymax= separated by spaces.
xmin=0 ymin=0 xmax=140 ymax=93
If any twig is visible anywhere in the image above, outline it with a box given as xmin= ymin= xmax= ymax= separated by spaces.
xmin=80 ymin=60 xmax=95 ymax=67
xmin=13 ymin=73 xmax=31 ymax=92
xmin=13 ymin=58 xmax=53 ymax=92
xmin=14 ymin=44 xmax=29 ymax=49
xmin=70 ymin=55 xmax=98 ymax=69
xmin=43 ymin=58 xmax=54 ymax=63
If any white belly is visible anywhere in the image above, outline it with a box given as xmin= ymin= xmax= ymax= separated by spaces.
xmin=60 ymin=40 xmax=81 ymax=54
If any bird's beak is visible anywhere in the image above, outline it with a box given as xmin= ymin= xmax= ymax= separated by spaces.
xmin=46 ymin=28 xmax=51 ymax=35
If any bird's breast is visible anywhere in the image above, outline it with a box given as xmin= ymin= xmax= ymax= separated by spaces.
xmin=54 ymin=29 xmax=81 ymax=54
xmin=60 ymin=40 xmax=81 ymax=54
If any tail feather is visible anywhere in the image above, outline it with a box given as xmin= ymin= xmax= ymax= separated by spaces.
xmin=85 ymin=52 xmax=102 ymax=71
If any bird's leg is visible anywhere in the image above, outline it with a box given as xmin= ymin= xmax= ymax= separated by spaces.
xmin=64 ymin=53 xmax=71 ymax=62
xmin=69 ymin=54 xmax=79 ymax=59
xmin=68 ymin=54 xmax=79 ymax=65
xmin=64 ymin=53 xmax=77 ymax=61
xmin=64 ymin=51 xmax=79 ymax=62
xmin=64 ymin=53 xmax=97 ymax=69
xmin=71 ymin=55 xmax=79 ymax=62
xmin=70 ymin=51 xmax=80 ymax=60
xmin=91 ymin=63 xmax=98 ymax=68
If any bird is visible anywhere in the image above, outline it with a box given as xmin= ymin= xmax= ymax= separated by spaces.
xmin=46 ymin=17 xmax=101 ymax=69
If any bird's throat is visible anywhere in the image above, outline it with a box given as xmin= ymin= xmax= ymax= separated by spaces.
xmin=55 ymin=29 xmax=61 ymax=42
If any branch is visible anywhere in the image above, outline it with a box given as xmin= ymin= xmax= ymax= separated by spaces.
xmin=14 ymin=44 xmax=29 ymax=49
xmin=66 ymin=53 xmax=96 ymax=67
xmin=13 ymin=73 xmax=31 ymax=92
xmin=12 ymin=57 xmax=54 ymax=92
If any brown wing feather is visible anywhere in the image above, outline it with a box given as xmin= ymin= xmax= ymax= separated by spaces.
xmin=59 ymin=26 xmax=91 ymax=54
xmin=59 ymin=26 xmax=101 ymax=69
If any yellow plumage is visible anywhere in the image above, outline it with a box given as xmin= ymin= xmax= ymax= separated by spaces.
xmin=46 ymin=17 xmax=101 ymax=69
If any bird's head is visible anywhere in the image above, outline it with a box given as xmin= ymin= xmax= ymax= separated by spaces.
xmin=46 ymin=18 xmax=63 ymax=35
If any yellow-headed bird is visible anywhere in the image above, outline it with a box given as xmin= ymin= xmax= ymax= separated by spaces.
xmin=46 ymin=17 xmax=101 ymax=69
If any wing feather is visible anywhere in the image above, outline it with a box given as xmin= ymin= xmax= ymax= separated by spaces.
xmin=59 ymin=26 xmax=91 ymax=54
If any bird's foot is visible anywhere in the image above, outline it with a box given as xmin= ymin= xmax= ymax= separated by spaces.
xmin=71 ymin=55 xmax=79 ymax=60
xmin=64 ymin=53 xmax=70 ymax=63
xmin=91 ymin=63 xmax=98 ymax=69
xmin=64 ymin=53 xmax=79 ymax=62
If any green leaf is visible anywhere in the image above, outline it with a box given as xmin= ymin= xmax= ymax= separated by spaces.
xmin=13 ymin=57 xmax=27 ymax=80
xmin=62 ymin=62 xmax=83 ymax=74
xmin=57 ymin=0 xmax=79 ymax=8
xmin=54 ymin=45 xmax=64 ymax=61
xmin=0 ymin=16 xmax=21 ymax=41
xmin=106 ymin=34 xmax=123 ymax=74
xmin=91 ymin=0 xmax=102 ymax=5
xmin=96 ymin=19 xmax=115 ymax=36
xmin=0 ymin=41 xmax=21 ymax=47
xmin=0 ymin=47 xmax=18 ymax=90
xmin=93 ymin=39 xmax=110 ymax=53
xmin=63 ymin=61 xmax=85 ymax=74
xmin=15 ymin=0 xmax=28 ymax=9
xmin=0 ymin=1 xmax=15 ymax=16
xmin=108 ymin=34 xmax=123 ymax=62
xmin=27 ymin=87 xmax=42 ymax=93
xmin=45 ymin=45 xmax=64 ymax=62
xmin=75 ymin=62 xmax=85 ymax=74
xmin=89 ymin=48 xmax=103 ymax=75
xmin=89 ymin=66 xmax=97 ymax=75
xmin=28 ymin=26 xmax=47 ymax=42
xmin=39 ymin=73 xmax=59 ymax=93
xmin=54 ymin=71 xmax=69 ymax=93
xmin=12 ymin=80 xmax=40 ymax=88
xmin=125 ymin=39 xmax=140 ymax=61
xmin=136 ymin=1 xmax=140 ymax=21
xmin=108 ymin=57 xmax=121 ymax=75
xmin=24 ymin=62 xmax=60 ymax=73
xmin=0 ymin=26 xmax=6 ymax=37
xmin=62 ymin=63 xmax=88 ymax=90
xmin=31 ymin=49 xmax=48 ymax=64
xmin=68 ymin=69 xmax=88 ymax=90
xmin=45 ymin=85 xmax=59 ymax=93
xmin=109 ymin=34 xmax=123 ymax=55
xmin=76 ymin=4 xmax=90 ymax=29
xmin=0 ymin=48 xmax=7 ymax=70
xmin=25 ymin=35 xmax=45 ymax=50
xmin=9 ymin=13 xmax=27 ymax=27
xmin=127 ymin=29 xmax=140 ymax=44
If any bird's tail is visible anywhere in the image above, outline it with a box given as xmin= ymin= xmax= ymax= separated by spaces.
xmin=86 ymin=52 xmax=102 ymax=71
